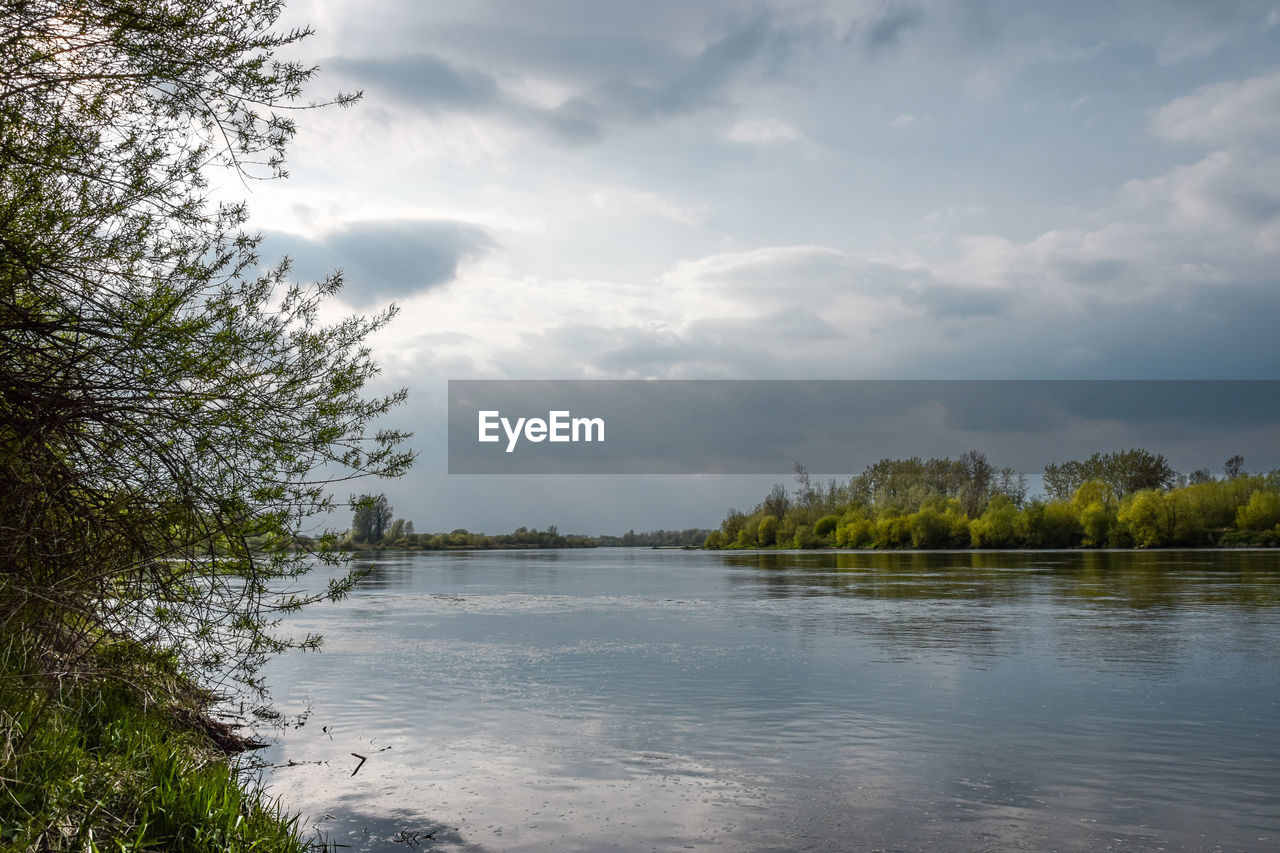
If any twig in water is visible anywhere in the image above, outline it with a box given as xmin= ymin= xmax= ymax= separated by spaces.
xmin=350 ymin=752 xmax=367 ymax=776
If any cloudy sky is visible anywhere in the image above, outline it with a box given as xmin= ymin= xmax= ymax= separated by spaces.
xmin=236 ymin=0 xmax=1280 ymax=534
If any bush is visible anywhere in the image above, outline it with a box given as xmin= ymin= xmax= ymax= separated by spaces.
xmin=1237 ymin=491 xmax=1280 ymax=531
xmin=758 ymin=515 xmax=780 ymax=546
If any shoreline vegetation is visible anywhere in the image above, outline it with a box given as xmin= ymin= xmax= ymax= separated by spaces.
xmin=0 ymin=631 xmax=311 ymax=852
xmin=3 ymin=2 xmax=409 ymax=849
xmin=333 ymin=498 xmax=712 ymax=550
xmin=336 ymin=449 xmax=1280 ymax=558
xmin=703 ymin=450 xmax=1280 ymax=551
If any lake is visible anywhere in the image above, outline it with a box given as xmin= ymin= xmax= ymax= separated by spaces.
xmin=254 ymin=549 xmax=1280 ymax=851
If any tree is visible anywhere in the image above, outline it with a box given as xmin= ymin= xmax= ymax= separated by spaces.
xmin=1237 ymin=491 xmax=1280 ymax=531
xmin=1044 ymin=449 xmax=1176 ymax=501
xmin=757 ymin=515 xmax=779 ymax=546
xmin=970 ymin=495 xmax=1020 ymax=548
xmin=957 ymin=449 xmax=994 ymax=517
xmin=1 ymin=1 xmax=411 ymax=693
xmin=1224 ymin=455 xmax=1246 ymax=479
xmin=351 ymin=496 xmax=394 ymax=543
xmin=760 ymin=484 xmax=790 ymax=519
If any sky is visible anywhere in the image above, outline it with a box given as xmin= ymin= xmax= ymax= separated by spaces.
xmin=232 ymin=0 xmax=1280 ymax=534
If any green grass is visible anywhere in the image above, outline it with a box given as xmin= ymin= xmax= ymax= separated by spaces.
xmin=0 ymin=630 xmax=317 ymax=852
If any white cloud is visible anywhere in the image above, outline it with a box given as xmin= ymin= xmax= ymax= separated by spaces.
xmin=725 ymin=117 xmax=803 ymax=144
xmin=1150 ymin=69 xmax=1280 ymax=145
xmin=889 ymin=113 xmax=918 ymax=129
xmin=589 ymin=186 xmax=707 ymax=224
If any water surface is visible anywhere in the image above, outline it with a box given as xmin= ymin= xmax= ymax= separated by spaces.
xmin=255 ymin=549 xmax=1280 ymax=851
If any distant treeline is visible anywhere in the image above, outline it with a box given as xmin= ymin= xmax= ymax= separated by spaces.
xmin=339 ymin=524 xmax=597 ymax=551
xmin=597 ymin=528 xmax=713 ymax=547
xmin=340 ymin=497 xmax=596 ymax=549
xmin=705 ymin=450 xmax=1280 ymax=550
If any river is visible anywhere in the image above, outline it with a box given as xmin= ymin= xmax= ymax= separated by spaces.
xmin=254 ymin=549 xmax=1280 ymax=851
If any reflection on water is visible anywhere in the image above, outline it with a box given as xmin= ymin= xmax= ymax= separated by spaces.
xmin=256 ymin=549 xmax=1280 ymax=852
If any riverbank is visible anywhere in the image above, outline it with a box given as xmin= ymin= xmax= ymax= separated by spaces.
xmin=0 ymin=628 xmax=313 ymax=852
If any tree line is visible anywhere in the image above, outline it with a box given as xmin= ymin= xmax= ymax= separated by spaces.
xmin=596 ymin=528 xmax=713 ymax=547
xmin=704 ymin=450 xmax=1280 ymax=550
xmin=343 ymin=495 xmax=596 ymax=549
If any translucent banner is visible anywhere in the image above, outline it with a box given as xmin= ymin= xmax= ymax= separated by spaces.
xmin=447 ymin=380 xmax=1280 ymax=474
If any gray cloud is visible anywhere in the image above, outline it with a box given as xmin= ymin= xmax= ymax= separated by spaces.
xmin=906 ymin=284 xmax=1008 ymax=318
xmin=857 ymin=5 xmax=925 ymax=51
xmin=325 ymin=54 xmax=602 ymax=143
xmin=324 ymin=13 xmax=823 ymax=143
xmin=262 ymin=220 xmax=494 ymax=305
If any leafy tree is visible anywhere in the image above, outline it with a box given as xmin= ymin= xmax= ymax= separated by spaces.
xmin=1044 ymin=449 xmax=1176 ymax=500
xmin=1042 ymin=460 xmax=1086 ymax=502
xmin=969 ymin=495 xmax=1020 ymax=548
xmin=1071 ymin=479 xmax=1117 ymax=511
xmin=1 ymin=0 xmax=411 ymax=692
xmin=1078 ymin=502 xmax=1115 ymax=547
xmin=757 ymin=515 xmax=780 ymax=546
xmin=1017 ymin=501 xmax=1082 ymax=548
xmin=813 ymin=514 xmax=839 ymax=538
xmin=835 ymin=515 xmax=875 ymax=548
xmin=1237 ymin=491 xmax=1280 ymax=532
xmin=792 ymin=525 xmax=818 ymax=549
xmin=957 ymin=449 xmax=994 ymax=517
xmin=1117 ymin=491 xmax=1171 ymax=547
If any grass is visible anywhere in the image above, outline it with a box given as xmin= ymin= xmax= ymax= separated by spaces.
xmin=0 ymin=628 xmax=317 ymax=852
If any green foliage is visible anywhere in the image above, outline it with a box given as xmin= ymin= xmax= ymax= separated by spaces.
xmin=873 ymin=514 xmax=913 ymax=549
xmin=835 ymin=514 xmax=875 ymax=548
xmin=1044 ymin=449 xmax=1176 ymax=501
xmin=1016 ymin=501 xmax=1083 ymax=548
xmin=1118 ymin=490 xmax=1171 ymax=547
xmin=969 ymin=495 xmax=1020 ymax=548
xmin=758 ymin=515 xmax=780 ymax=546
xmin=709 ymin=451 xmax=1280 ymax=551
xmin=813 ymin=515 xmax=840 ymax=538
xmin=351 ymin=495 xmax=394 ymax=544
xmin=0 ymin=631 xmax=314 ymax=851
xmin=1078 ymin=502 xmax=1115 ymax=547
xmin=1 ymin=0 xmax=412 ymax=695
xmin=1237 ymin=490 xmax=1280 ymax=532
xmin=792 ymin=525 xmax=819 ymax=549
xmin=704 ymin=530 xmax=728 ymax=549
xmin=909 ymin=499 xmax=970 ymax=549
xmin=1071 ymin=479 xmax=1117 ymax=511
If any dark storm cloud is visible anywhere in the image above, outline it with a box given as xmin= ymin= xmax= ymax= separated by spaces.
xmin=262 ymin=220 xmax=493 ymax=305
